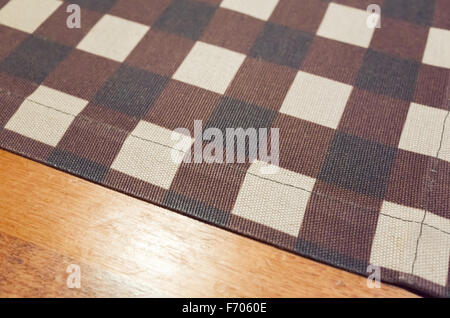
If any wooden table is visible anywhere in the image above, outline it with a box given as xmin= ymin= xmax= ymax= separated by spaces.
xmin=0 ymin=150 xmax=417 ymax=297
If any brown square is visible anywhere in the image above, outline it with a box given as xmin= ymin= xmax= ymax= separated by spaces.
xmin=338 ymin=88 xmax=410 ymax=147
xmin=433 ymin=0 xmax=450 ymax=29
xmin=301 ymin=36 xmax=366 ymax=85
xmin=79 ymin=103 xmax=139 ymax=132
xmin=200 ymin=8 xmax=264 ymax=54
xmin=272 ymin=113 xmax=335 ymax=178
xmin=144 ymin=80 xmax=220 ymax=132
xmin=44 ymin=50 xmax=120 ymax=100
xmin=55 ymin=115 xmax=129 ymax=166
xmin=333 ymin=0 xmax=385 ymax=10
xmin=169 ymin=162 xmax=248 ymax=213
xmin=413 ymin=64 xmax=449 ymax=110
xmin=269 ymin=0 xmax=328 ymax=33
xmin=385 ymin=149 xmax=431 ymax=210
xmin=298 ymin=179 xmax=382 ymax=270
xmin=108 ymin=0 xmax=172 ymax=26
xmin=35 ymin=5 xmax=102 ymax=47
xmin=0 ymin=129 xmax=53 ymax=162
xmin=370 ymin=17 xmax=429 ymax=61
xmin=229 ymin=215 xmax=298 ymax=251
xmin=0 ymin=93 xmax=24 ymax=128
xmin=0 ymin=25 xmax=27 ymax=62
xmin=125 ymin=29 xmax=194 ymax=77
xmin=225 ymin=57 xmax=296 ymax=111
xmin=0 ymin=71 xmax=37 ymax=99
xmin=104 ymin=169 xmax=167 ymax=204
xmin=313 ymin=178 xmax=383 ymax=212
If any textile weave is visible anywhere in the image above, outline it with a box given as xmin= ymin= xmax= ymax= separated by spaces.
xmin=0 ymin=0 xmax=449 ymax=296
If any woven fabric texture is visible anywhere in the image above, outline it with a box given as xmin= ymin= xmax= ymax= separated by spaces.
xmin=0 ymin=0 xmax=449 ymax=297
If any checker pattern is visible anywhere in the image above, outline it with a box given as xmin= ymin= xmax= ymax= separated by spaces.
xmin=0 ymin=0 xmax=449 ymax=297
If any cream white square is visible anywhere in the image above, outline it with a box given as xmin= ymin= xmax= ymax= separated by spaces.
xmin=413 ymin=212 xmax=450 ymax=286
xmin=5 ymin=86 xmax=88 ymax=146
xmin=370 ymin=201 xmax=425 ymax=274
xmin=398 ymin=103 xmax=448 ymax=157
xmin=280 ymin=71 xmax=353 ymax=129
xmin=232 ymin=161 xmax=316 ymax=236
xmin=317 ymin=3 xmax=377 ymax=48
xmin=111 ymin=121 xmax=194 ymax=190
xmin=27 ymin=85 xmax=89 ymax=115
xmin=220 ymin=0 xmax=279 ymax=21
xmin=77 ymin=14 xmax=149 ymax=62
xmin=0 ymin=0 xmax=62 ymax=33
xmin=173 ymin=41 xmax=246 ymax=94
xmin=422 ymin=27 xmax=450 ymax=69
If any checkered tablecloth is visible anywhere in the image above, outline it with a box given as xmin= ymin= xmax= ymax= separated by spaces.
xmin=0 ymin=0 xmax=449 ymax=297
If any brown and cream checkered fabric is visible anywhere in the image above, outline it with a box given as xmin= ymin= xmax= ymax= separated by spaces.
xmin=0 ymin=0 xmax=449 ymax=296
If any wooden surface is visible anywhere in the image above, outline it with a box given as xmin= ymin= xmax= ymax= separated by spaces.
xmin=0 ymin=149 xmax=417 ymax=297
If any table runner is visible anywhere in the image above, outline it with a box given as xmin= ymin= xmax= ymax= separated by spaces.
xmin=0 ymin=0 xmax=449 ymax=297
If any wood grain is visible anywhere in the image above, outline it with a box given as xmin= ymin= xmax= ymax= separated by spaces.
xmin=0 ymin=150 xmax=417 ymax=297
